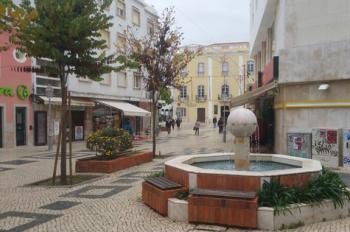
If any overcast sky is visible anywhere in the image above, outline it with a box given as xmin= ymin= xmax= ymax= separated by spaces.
xmin=145 ymin=0 xmax=250 ymax=46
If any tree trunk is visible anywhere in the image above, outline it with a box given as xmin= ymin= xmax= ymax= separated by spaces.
xmin=152 ymin=90 xmax=156 ymax=157
xmin=60 ymin=74 xmax=67 ymax=184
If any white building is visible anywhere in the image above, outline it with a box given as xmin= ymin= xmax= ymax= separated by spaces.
xmin=32 ymin=0 xmax=157 ymax=145
xmin=231 ymin=0 xmax=350 ymax=165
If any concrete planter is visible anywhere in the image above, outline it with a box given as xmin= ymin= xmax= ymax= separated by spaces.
xmin=257 ymin=199 xmax=349 ymax=230
xmin=168 ymin=198 xmax=188 ymax=222
xmin=76 ymin=151 xmax=153 ymax=173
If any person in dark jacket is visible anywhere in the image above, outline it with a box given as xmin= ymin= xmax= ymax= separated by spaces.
xmin=213 ymin=117 xmax=217 ymax=128
xmin=218 ymin=117 xmax=223 ymax=133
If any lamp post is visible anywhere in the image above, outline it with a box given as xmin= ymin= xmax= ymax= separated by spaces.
xmin=46 ymin=85 xmax=54 ymax=151
xmin=223 ymin=74 xmax=227 ymax=143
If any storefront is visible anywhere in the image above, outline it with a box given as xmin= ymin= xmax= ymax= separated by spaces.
xmin=0 ymin=34 xmax=33 ymax=148
xmin=94 ymin=100 xmax=151 ymax=136
xmin=33 ymin=96 xmax=94 ymax=145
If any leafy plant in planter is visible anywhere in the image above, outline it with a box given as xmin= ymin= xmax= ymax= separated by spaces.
xmin=86 ymin=128 xmax=133 ymax=158
xmin=258 ymin=168 xmax=350 ymax=215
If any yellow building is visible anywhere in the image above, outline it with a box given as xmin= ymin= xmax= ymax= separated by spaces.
xmin=174 ymin=42 xmax=250 ymax=124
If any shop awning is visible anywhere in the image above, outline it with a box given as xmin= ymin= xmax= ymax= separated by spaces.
xmin=230 ymin=81 xmax=278 ymax=107
xmin=97 ymin=100 xmax=151 ymax=117
xmin=39 ymin=96 xmax=95 ymax=107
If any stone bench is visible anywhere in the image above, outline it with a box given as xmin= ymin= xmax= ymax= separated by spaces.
xmin=142 ymin=177 xmax=184 ymax=216
xmin=188 ymin=188 xmax=258 ymax=228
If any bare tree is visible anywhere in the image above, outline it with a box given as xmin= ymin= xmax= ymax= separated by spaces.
xmin=126 ymin=8 xmax=200 ymax=156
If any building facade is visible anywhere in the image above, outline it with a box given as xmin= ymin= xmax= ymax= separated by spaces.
xmin=0 ymin=33 xmax=33 ymax=148
xmin=32 ymin=0 xmax=157 ymax=145
xmin=174 ymin=43 xmax=250 ymax=124
xmin=232 ymin=0 xmax=350 ymax=165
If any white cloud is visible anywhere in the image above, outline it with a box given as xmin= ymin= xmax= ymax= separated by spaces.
xmin=145 ymin=0 xmax=250 ymax=45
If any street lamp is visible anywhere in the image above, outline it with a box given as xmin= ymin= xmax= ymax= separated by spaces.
xmin=45 ymin=85 xmax=54 ymax=151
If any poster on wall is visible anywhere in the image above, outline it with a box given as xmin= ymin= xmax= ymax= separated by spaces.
xmin=312 ymin=128 xmax=340 ymax=168
xmin=74 ymin=126 xmax=84 ymax=140
xmin=287 ymin=133 xmax=312 ymax=158
xmin=343 ymin=129 xmax=350 ymax=168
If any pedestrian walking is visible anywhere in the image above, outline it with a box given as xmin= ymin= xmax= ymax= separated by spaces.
xmin=165 ymin=119 xmax=171 ymax=134
xmin=176 ymin=118 xmax=181 ymax=129
xmin=171 ymin=118 xmax=175 ymax=130
xmin=213 ymin=117 xmax=217 ymax=128
xmin=218 ymin=117 xmax=223 ymax=133
xmin=193 ymin=120 xmax=200 ymax=135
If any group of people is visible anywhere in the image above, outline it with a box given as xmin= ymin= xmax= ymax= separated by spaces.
xmin=165 ymin=118 xmax=182 ymax=134
xmin=212 ymin=116 xmax=225 ymax=133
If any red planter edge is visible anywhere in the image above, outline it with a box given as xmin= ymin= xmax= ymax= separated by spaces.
xmin=76 ymin=151 xmax=153 ymax=173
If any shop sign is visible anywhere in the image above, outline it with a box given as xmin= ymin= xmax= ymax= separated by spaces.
xmin=0 ymin=85 xmax=29 ymax=100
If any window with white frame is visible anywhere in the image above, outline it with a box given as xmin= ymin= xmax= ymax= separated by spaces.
xmin=180 ymin=86 xmax=187 ymax=98
xmin=132 ymin=7 xmax=141 ymax=26
xmin=133 ymin=72 xmax=142 ymax=89
xmin=221 ymin=84 xmax=229 ymax=96
xmin=222 ymin=62 xmax=229 ymax=76
xmin=100 ymin=72 xmax=111 ymax=85
xmin=197 ymin=85 xmax=205 ymax=97
xmin=117 ymin=33 xmax=127 ymax=54
xmin=176 ymin=107 xmax=186 ymax=117
xmin=247 ymin=60 xmax=254 ymax=75
xmin=100 ymin=30 xmax=110 ymax=48
xmin=197 ymin=62 xmax=204 ymax=76
xmin=117 ymin=72 xmax=127 ymax=87
xmin=147 ymin=19 xmax=154 ymax=35
xmin=116 ymin=0 xmax=125 ymax=19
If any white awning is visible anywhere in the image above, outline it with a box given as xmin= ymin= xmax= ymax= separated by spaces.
xmin=97 ymin=100 xmax=151 ymax=117
xmin=39 ymin=96 xmax=95 ymax=107
xmin=230 ymin=81 xmax=278 ymax=107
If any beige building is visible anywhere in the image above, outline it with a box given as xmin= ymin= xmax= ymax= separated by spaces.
xmin=174 ymin=43 xmax=250 ymax=124
xmin=231 ymin=0 xmax=350 ymax=164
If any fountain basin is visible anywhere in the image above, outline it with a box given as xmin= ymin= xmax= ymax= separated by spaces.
xmin=165 ymin=153 xmax=322 ymax=192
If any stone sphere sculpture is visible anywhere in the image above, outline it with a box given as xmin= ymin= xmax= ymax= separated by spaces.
xmin=227 ymin=108 xmax=257 ymax=137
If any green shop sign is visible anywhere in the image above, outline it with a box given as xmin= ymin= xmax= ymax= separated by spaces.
xmin=0 ymin=85 xmax=29 ymax=100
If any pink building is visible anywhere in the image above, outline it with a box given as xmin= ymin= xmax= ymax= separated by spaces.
xmin=0 ymin=33 xmax=33 ymax=148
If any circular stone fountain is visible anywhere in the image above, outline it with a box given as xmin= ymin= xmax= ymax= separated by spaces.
xmin=165 ymin=108 xmax=322 ymax=192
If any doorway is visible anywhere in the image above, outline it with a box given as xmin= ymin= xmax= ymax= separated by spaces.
xmin=16 ymin=107 xmax=26 ymax=146
xmin=0 ymin=107 xmax=3 ymax=148
xmin=34 ymin=111 xmax=47 ymax=145
xmin=197 ymin=108 xmax=205 ymax=123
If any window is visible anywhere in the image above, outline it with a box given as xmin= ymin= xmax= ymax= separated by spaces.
xmin=117 ymin=33 xmax=127 ymax=54
xmin=13 ymin=49 xmax=27 ymax=63
xmin=180 ymin=86 xmax=187 ymax=98
xmin=214 ymin=105 xmax=218 ymax=114
xmin=176 ymin=107 xmax=186 ymax=117
xmin=197 ymin=85 xmax=205 ymax=97
xmin=133 ymin=72 xmax=142 ymax=89
xmin=222 ymin=62 xmax=229 ymax=76
xmin=247 ymin=60 xmax=254 ymax=75
xmin=100 ymin=73 xmax=111 ymax=85
xmin=132 ymin=7 xmax=141 ymax=26
xmin=100 ymin=30 xmax=110 ymax=48
xmin=197 ymin=63 xmax=204 ymax=76
xmin=221 ymin=84 xmax=229 ymax=96
xmin=147 ymin=19 xmax=154 ymax=35
xmin=117 ymin=72 xmax=127 ymax=87
xmin=116 ymin=0 xmax=125 ymax=19
xmin=180 ymin=67 xmax=187 ymax=77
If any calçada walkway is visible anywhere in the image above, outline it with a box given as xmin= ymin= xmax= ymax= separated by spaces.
xmin=1 ymin=123 xmax=350 ymax=231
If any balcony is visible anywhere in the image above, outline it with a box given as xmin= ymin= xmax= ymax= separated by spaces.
xmin=218 ymin=94 xmax=232 ymax=102
xmin=195 ymin=95 xmax=207 ymax=102
xmin=178 ymin=96 xmax=189 ymax=103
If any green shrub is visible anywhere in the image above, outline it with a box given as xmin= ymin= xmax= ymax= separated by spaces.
xmin=86 ymin=128 xmax=133 ymax=158
xmin=258 ymin=168 xmax=350 ymax=215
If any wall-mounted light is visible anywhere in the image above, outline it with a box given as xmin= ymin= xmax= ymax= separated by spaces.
xmin=318 ymin=84 xmax=329 ymax=91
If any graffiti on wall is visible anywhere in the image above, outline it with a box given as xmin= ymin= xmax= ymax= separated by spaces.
xmin=343 ymin=129 xmax=350 ymax=168
xmin=287 ymin=133 xmax=312 ymax=159
xmin=312 ymin=128 xmax=340 ymax=168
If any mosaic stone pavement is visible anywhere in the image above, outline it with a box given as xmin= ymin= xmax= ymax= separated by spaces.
xmin=1 ymin=124 xmax=350 ymax=231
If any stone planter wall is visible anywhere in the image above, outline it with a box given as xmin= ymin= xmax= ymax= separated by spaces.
xmin=168 ymin=198 xmax=188 ymax=222
xmin=76 ymin=151 xmax=153 ymax=173
xmin=257 ymin=199 xmax=349 ymax=230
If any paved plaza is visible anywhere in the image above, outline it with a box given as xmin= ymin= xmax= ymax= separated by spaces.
xmin=1 ymin=124 xmax=350 ymax=232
